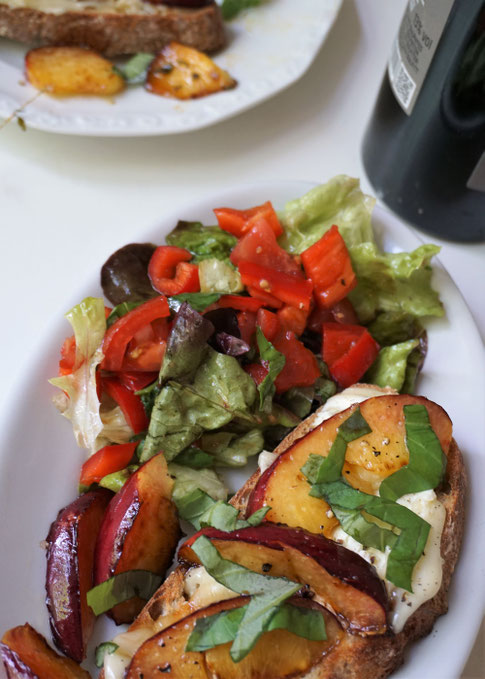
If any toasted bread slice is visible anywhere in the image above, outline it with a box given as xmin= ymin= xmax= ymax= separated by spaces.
xmin=103 ymin=396 xmax=466 ymax=679
xmin=0 ymin=1 xmax=225 ymax=57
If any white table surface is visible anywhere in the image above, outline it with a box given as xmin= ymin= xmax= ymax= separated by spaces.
xmin=0 ymin=0 xmax=483 ymax=676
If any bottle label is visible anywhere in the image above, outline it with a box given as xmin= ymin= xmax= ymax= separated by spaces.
xmin=388 ymin=0 xmax=455 ymax=115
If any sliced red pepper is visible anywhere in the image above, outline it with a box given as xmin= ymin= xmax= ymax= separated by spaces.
xmin=307 ymin=298 xmax=360 ymax=333
xmin=230 ymin=218 xmax=301 ymax=276
xmin=238 ymin=261 xmax=313 ymax=311
xmin=217 ymin=295 xmax=265 ymax=312
xmin=103 ymin=377 xmax=149 ymax=434
xmin=322 ymin=323 xmax=380 ymax=389
xmin=148 ymin=245 xmax=200 ymax=296
xmin=214 ymin=201 xmax=283 ymax=238
xmin=79 ymin=441 xmax=137 ymax=487
xmin=247 ymin=285 xmax=283 ymax=309
xmin=256 ymin=308 xmax=280 ymax=343
xmin=301 ymin=225 xmax=357 ymax=309
xmin=244 ymin=363 xmax=269 ymax=386
xmin=273 ymin=330 xmax=321 ymax=393
xmin=277 ymin=305 xmax=308 ymax=337
xmin=237 ymin=310 xmax=257 ymax=346
xmin=101 ymin=296 xmax=170 ymax=372
xmin=117 ymin=371 xmax=159 ymax=392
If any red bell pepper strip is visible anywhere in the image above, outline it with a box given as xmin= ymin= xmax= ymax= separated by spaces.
xmin=103 ymin=377 xmax=149 ymax=434
xmin=277 ymin=305 xmax=308 ymax=337
xmin=322 ymin=323 xmax=380 ymax=389
xmin=148 ymin=245 xmax=200 ymax=296
xmin=79 ymin=441 xmax=137 ymax=487
xmin=256 ymin=308 xmax=280 ymax=343
xmin=217 ymin=295 xmax=266 ymax=312
xmin=238 ymin=261 xmax=313 ymax=311
xmin=230 ymin=218 xmax=301 ymax=276
xmin=273 ymin=330 xmax=321 ymax=393
xmin=244 ymin=363 xmax=269 ymax=386
xmin=117 ymin=371 xmax=159 ymax=392
xmin=101 ymin=296 xmax=170 ymax=372
xmin=247 ymin=285 xmax=284 ymax=309
xmin=237 ymin=311 xmax=257 ymax=346
xmin=301 ymin=225 xmax=357 ymax=309
xmin=214 ymin=201 xmax=283 ymax=238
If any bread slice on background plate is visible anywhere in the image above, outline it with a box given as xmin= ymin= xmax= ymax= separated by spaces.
xmin=0 ymin=1 xmax=225 ymax=57
xmin=100 ymin=386 xmax=466 ymax=679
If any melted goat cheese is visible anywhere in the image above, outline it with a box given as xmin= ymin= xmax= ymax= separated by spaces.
xmin=184 ymin=565 xmax=236 ymax=608
xmin=311 ymin=383 xmax=398 ymax=426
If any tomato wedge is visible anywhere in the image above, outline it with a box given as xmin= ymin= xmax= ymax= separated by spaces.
xmin=102 ymin=296 xmax=170 ymax=372
xmin=148 ymin=245 xmax=200 ymax=296
xmin=277 ymin=305 xmax=308 ymax=337
xmin=238 ymin=261 xmax=313 ymax=311
xmin=322 ymin=323 xmax=380 ymax=389
xmin=80 ymin=442 xmax=137 ymax=487
xmin=58 ymin=335 xmax=76 ymax=376
xmin=308 ymin=299 xmax=359 ymax=333
xmin=244 ymin=363 xmax=269 ymax=386
xmin=237 ymin=310 xmax=257 ymax=346
xmin=117 ymin=372 xmax=159 ymax=392
xmin=301 ymin=225 xmax=357 ymax=309
xmin=256 ymin=308 xmax=280 ymax=342
xmin=246 ymin=285 xmax=283 ymax=309
xmin=273 ymin=330 xmax=320 ymax=393
xmin=103 ymin=377 xmax=149 ymax=434
xmin=214 ymin=201 xmax=283 ymax=237
xmin=230 ymin=218 xmax=301 ymax=276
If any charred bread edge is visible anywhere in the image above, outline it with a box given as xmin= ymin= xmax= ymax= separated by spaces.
xmin=0 ymin=3 xmax=225 ymax=56
xmin=110 ymin=403 xmax=466 ymax=679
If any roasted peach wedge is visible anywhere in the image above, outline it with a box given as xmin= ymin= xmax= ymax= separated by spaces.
xmin=248 ymin=395 xmax=452 ymax=537
xmin=126 ymin=596 xmax=342 ymax=679
xmin=46 ymin=488 xmax=112 ymax=662
xmin=25 ymin=47 xmax=125 ymax=97
xmin=180 ymin=524 xmax=388 ymax=635
xmin=0 ymin=623 xmax=90 ymax=678
xmin=146 ymin=42 xmax=236 ymax=99
xmin=94 ymin=453 xmax=180 ymax=624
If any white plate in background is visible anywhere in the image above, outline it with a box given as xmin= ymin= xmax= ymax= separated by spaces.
xmin=0 ymin=181 xmax=483 ymax=678
xmin=0 ymin=0 xmax=342 ymax=136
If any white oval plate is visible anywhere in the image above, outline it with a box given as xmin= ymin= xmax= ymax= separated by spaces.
xmin=0 ymin=0 xmax=342 ymax=136
xmin=0 ymin=181 xmax=483 ymax=679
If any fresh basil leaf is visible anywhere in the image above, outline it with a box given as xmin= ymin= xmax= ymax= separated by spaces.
xmin=186 ymin=601 xmax=325 ymax=653
xmin=301 ymin=408 xmax=371 ymax=485
xmin=314 ymin=376 xmax=337 ymax=404
xmin=106 ymin=300 xmax=144 ymax=327
xmin=86 ymin=570 xmax=162 ymax=615
xmin=221 ymin=0 xmax=262 ymax=21
xmin=246 ymin=506 xmax=271 ymax=526
xmin=365 ymin=339 xmax=419 ymax=393
xmin=191 ymin=536 xmax=300 ymax=661
xmin=199 ymin=500 xmax=241 ymax=531
xmin=173 ymin=447 xmax=214 ymax=469
xmin=160 ymin=303 xmax=214 ymax=385
xmin=379 ymin=404 xmax=447 ymax=501
xmin=174 ymin=488 xmax=218 ymax=530
xmin=99 ymin=464 xmax=139 ymax=493
xmin=168 ymin=293 xmax=221 ymax=313
xmin=166 ymin=221 xmax=237 ymax=263
xmin=330 ymin=504 xmax=398 ymax=553
xmin=95 ymin=642 xmax=119 ymax=668
xmin=114 ymin=52 xmax=154 ymax=83
xmin=255 ymin=327 xmax=286 ymax=411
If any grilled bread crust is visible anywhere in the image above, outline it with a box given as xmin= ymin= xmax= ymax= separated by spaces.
xmin=112 ymin=407 xmax=466 ymax=679
xmin=0 ymin=2 xmax=225 ymax=56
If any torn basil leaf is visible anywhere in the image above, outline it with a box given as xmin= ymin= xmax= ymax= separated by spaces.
xmin=378 ymin=404 xmax=447 ymax=501
xmin=186 ymin=601 xmax=325 ymax=654
xmin=115 ymin=52 xmax=154 ymax=83
xmin=256 ymin=327 xmax=286 ymax=411
xmin=86 ymin=570 xmax=162 ymax=615
xmin=191 ymin=536 xmax=300 ymax=661
xmin=221 ymin=0 xmax=262 ymax=21
xmin=168 ymin=292 xmax=221 ymax=313
xmin=166 ymin=220 xmax=237 ymax=263
xmin=174 ymin=488 xmax=219 ymax=530
xmin=95 ymin=642 xmax=119 ymax=668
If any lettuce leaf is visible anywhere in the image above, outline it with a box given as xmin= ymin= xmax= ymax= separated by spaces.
xmin=166 ymin=220 xmax=237 ymax=263
xmin=169 ymin=463 xmax=228 ymax=502
xmin=50 ymin=297 xmax=106 ymax=454
xmin=198 ymin=258 xmax=243 ymax=293
xmin=365 ymin=339 xmax=419 ymax=392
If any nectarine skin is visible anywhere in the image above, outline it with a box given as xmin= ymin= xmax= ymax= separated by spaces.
xmin=45 ymin=488 xmax=112 ymax=662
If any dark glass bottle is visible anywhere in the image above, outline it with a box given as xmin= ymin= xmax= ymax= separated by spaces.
xmin=362 ymin=0 xmax=485 ymax=242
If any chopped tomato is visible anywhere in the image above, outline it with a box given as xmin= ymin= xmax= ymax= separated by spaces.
xmin=244 ymin=363 xmax=269 ymax=386
xmin=80 ymin=441 xmax=137 ymax=487
xmin=256 ymin=308 xmax=280 ymax=343
xmin=117 ymin=371 xmax=159 ymax=392
xmin=148 ymin=245 xmax=200 ymax=296
xmin=238 ymin=261 xmax=313 ymax=311
xmin=308 ymin=299 xmax=359 ymax=333
xmin=237 ymin=310 xmax=257 ymax=346
xmin=122 ymin=317 xmax=169 ymax=372
xmin=101 ymin=296 xmax=170 ymax=372
xmin=58 ymin=335 xmax=76 ymax=376
xmin=322 ymin=323 xmax=380 ymax=388
xmin=214 ymin=201 xmax=283 ymax=238
xmin=301 ymin=225 xmax=357 ymax=309
xmin=277 ymin=305 xmax=308 ymax=337
xmin=230 ymin=218 xmax=302 ymax=276
xmin=247 ymin=285 xmax=283 ymax=309
xmin=273 ymin=330 xmax=320 ymax=393
xmin=103 ymin=377 xmax=149 ymax=434
xmin=217 ymin=295 xmax=265 ymax=312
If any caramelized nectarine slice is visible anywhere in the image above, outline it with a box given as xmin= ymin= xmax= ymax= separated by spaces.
xmin=248 ymin=395 xmax=452 ymax=537
xmin=126 ymin=597 xmax=342 ymax=679
xmin=94 ymin=453 xmax=180 ymax=624
xmin=25 ymin=47 xmax=125 ymax=97
xmin=180 ymin=524 xmax=388 ymax=635
xmin=46 ymin=488 xmax=112 ymax=662
xmin=1 ymin=623 xmax=90 ymax=678
xmin=146 ymin=42 xmax=236 ymax=100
